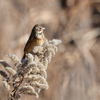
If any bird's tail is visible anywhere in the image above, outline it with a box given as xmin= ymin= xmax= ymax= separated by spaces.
xmin=21 ymin=53 xmax=26 ymax=63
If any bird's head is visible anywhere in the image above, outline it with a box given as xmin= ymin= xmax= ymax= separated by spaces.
xmin=33 ymin=24 xmax=45 ymax=39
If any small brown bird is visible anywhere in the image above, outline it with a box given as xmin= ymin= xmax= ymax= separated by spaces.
xmin=22 ymin=24 xmax=45 ymax=60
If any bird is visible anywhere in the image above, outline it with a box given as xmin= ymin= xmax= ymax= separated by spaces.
xmin=22 ymin=24 xmax=45 ymax=60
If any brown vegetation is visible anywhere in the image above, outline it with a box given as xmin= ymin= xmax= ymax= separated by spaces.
xmin=0 ymin=0 xmax=100 ymax=100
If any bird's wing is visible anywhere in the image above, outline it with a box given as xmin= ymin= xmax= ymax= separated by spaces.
xmin=24 ymin=35 xmax=34 ymax=52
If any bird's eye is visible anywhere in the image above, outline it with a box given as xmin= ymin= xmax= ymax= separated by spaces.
xmin=39 ymin=27 xmax=41 ymax=30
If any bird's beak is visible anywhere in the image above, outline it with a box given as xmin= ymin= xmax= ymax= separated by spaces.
xmin=43 ymin=27 xmax=45 ymax=30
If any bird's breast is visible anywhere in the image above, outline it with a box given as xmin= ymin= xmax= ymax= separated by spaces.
xmin=36 ymin=38 xmax=44 ymax=46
